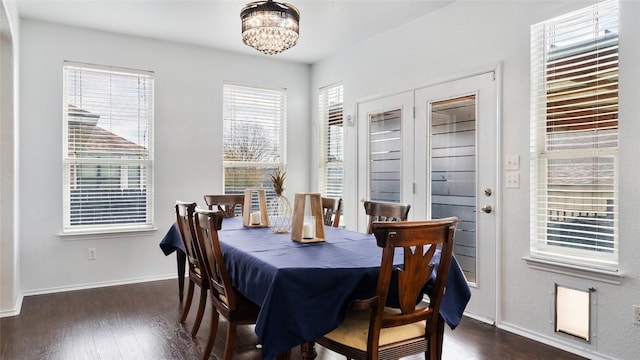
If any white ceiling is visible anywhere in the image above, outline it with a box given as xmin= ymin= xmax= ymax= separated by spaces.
xmin=15 ymin=0 xmax=454 ymax=64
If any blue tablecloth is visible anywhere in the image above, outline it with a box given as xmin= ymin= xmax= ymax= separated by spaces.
xmin=159 ymin=217 xmax=471 ymax=359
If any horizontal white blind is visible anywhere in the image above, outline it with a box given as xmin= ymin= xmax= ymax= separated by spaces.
xmin=530 ymin=0 xmax=618 ymax=269
xmin=223 ymin=82 xmax=286 ymax=207
xmin=63 ymin=62 xmax=154 ymax=232
xmin=318 ymin=84 xmax=344 ymax=199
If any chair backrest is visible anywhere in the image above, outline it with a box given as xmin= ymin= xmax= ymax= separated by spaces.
xmin=203 ymin=194 xmax=245 ymax=218
xmin=363 ymin=200 xmax=411 ymax=234
xmin=321 ymin=197 xmax=343 ymax=227
xmin=175 ymin=201 xmax=201 ymax=274
xmin=193 ymin=207 xmax=237 ymax=311
xmin=369 ymin=217 xmax=458 ymax=356
xmin=334 ymin=198 xmax=343 ymax=228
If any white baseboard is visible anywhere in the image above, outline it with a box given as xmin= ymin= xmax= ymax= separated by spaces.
xmin=1 ymin=274 xmax=177 ymax=318
xmin=0 ymin=293 xmax=24 ymax=318
xmin=462 ymin=311 xmax=496 ymax=325
xmin=497 ymin=321 xmax=618 ymax=360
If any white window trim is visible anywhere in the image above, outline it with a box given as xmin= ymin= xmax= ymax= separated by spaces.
xmin=318 ymin=82 xmax=344 ymax=199
xmin=529 ymin=0 xmax=619 ymax=272
xmin=222 ymin=82 xmax=287 ymax=196
xmin=62 ymin=61 xmax=154 ymax=235
xmin=523 ymin=256 xmax=623 ymax=285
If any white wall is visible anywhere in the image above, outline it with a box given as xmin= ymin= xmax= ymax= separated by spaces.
xmin=18 ymin=20 xmax=310 ymax=293
xmin=11 ymin=2 xmax=640 ymax=358
xmin=0 ymin=0 xmax=20 ymax=316
xmin=311 ymin=1 xmax=640 ymax=359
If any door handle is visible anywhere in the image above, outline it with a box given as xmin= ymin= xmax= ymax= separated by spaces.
xmin=480 ymin=205 xmax=492 ymax=214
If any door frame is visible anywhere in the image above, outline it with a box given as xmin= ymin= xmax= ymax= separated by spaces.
xmin=353 ymin=64 xmax=503 ymax=325
xmin=355 ymin=90 xmax=414 ymax=232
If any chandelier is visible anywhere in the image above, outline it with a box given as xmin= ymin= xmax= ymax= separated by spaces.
xmin=240 ymin=0 xmax=300 ymax=55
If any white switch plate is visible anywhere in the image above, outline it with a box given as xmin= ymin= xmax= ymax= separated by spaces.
xmin=506 ymin=155 xmax=520 ymax=170
xmin=506 ymin=172 xmax=520 ymax=188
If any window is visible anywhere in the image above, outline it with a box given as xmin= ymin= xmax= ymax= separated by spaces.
xmin=530 ymin=0 xmax=618 ymax=270
xmin=223 ymin=82 xmax=287 ymax=204
xmin=63 ymin=62 xmax=154 ymax=233
xmin=318 ymin=83 xmax=344 ymax=198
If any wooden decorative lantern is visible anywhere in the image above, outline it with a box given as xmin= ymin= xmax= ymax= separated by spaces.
xmin=291 ymin=193 xmax=325 ymax=243
xmin=242 ymin=189 xmax=269 ymax=227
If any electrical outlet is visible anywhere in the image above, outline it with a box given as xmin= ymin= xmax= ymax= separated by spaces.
xmin=505 ymin=172 xmax=520 ymax=188
xmin=633 ymin=305 xmax=640 ymax=325
xmin=506 ymin=155 xmax=520 ymax=170
xmin=88 ymin=248 xmax=97 ymax=260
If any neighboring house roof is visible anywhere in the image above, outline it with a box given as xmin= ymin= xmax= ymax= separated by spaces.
xmin=68 ymin=105 xmax=147 ymax=158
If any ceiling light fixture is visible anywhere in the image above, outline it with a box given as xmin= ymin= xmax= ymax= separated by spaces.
xmin=240 ymin=0 xmax=300 ymax=55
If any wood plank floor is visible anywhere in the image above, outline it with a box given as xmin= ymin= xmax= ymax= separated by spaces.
xmin=1 ymin=279 xmax=586 ymax=360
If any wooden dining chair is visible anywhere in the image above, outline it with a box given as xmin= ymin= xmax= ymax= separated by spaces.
xmin=322 ymin=197 xmax=343 ymax=227
xmin=203 ymin=194 xmax=244 ymax=218
xmin=363 ymin=200 xmax=411 ymax=234
xmin=316 ymin=217 xmax=459 ymax=360
xmin=334 ymin=198 xmax=343 ymax=227
xmin=174 ymin=201 xmax=208 ymax=337
xmin=193 ymin=207 xmax=261 ymax=360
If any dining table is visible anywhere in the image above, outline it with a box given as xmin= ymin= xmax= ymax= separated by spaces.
xmin=160 ymin=216 xmax=471 ymax=360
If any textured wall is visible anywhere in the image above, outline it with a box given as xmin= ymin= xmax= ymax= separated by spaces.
xmin=0 ymin=0 xmax=19 ymax=316
xmin=311 ymin=1 xmax=640 ymax=359
xmin=18 ymin=19 xmax=310 ymax=293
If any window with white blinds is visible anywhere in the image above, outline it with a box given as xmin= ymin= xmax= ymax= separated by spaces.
xmin=63 ymin=62 xmax=154 ymax=233
xmin=530 ymin=0 xmax=618 ymax=270
xmin=223 ymin=82 xmax=287 ymax=205
xmin=318 ymin=84 xmax=344 ymax=199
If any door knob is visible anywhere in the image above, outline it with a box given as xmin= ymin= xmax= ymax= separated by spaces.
xmin=480 ymin=205 xmax=492 ymax=213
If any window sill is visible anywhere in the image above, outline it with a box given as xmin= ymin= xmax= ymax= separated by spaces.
xmin=522 ymin=256 xmax=624 ymax=285
xmin=59 ymin=226 xmax=158 ymax=241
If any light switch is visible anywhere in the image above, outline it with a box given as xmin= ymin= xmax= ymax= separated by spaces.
xmin=506 ymin=155 xmax=520 ymax=170
xmin=506 ymin=172 xmax=520 ymax=188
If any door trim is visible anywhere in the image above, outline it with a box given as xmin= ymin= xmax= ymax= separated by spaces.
xmin=354 ymin=63 xmax=503 ymax=325
xmin=421 ymin=64 xmax=503 ymax=326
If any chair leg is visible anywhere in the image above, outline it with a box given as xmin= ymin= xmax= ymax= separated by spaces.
xmin=435 ymin=315 xmax=445 ymax=360
xmin=276 ymin=349 xmax=292 ymax=360
xmin=426 ymin=315 xmax=445 ymax=360
xmin=181 ymin=280 xmax=195 ymax=323
xmin=201 ymin=310 xmax=220 ymax=360
xmin=191 ymin=286 xmax=208 ymax=336
xmin=223 ymin=321 xmax=238 ymax=360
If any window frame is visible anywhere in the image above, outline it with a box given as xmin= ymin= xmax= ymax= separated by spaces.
xmin=62 ymin=61 xmax=155 ymax=235
xmin=529 ymin=0 xmax=619 ymax=271
xmin=222 ymin=82 xmax=287 ymax=202
xmin=318 ymin=83 xmax=344 ymax=199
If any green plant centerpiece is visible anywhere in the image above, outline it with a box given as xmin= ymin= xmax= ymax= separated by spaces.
xmin=267 ymin=169 xmax=292 ymax=233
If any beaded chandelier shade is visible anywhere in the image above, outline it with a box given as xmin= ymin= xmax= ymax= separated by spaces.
xmin=241 ymin=0 xmax=300 ymax=55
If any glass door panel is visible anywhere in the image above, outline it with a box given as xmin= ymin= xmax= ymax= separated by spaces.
xmin=369 ymin=109 xmax=402 ymax=202
xmin=430 ymin=96 xmax=477 ymax=282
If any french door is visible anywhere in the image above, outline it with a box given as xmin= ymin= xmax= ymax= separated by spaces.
xmin=356 ymin=91 xmax=414 ymax=230
xmin=357 ymin=71 xmax=498 ymax=323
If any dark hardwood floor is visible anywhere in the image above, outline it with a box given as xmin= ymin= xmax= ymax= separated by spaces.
xmin=1 ymin=279 xmax=586 ymax=360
